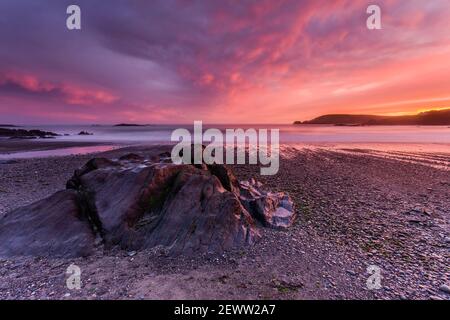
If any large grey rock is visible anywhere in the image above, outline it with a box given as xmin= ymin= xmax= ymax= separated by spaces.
xmin=0 ymin=152 xmax=296 ymax=258
xmin=140 ymin=168 xmax=259 ymax=255
xmin=74 ymin=161 xmax=191 ymax=248
xmin=66 ymin=159 xmax=261 ymax=254
xmin=0 ymin=190 xmax=95 ymax=258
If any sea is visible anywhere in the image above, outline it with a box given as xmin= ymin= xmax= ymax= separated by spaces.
xmin=1 ymin=124 xmax=449 ymax=159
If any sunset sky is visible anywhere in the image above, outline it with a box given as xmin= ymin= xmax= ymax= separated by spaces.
xmin=1 ymin=0 xmax=450 ymax=124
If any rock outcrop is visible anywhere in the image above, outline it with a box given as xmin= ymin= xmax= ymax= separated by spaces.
xmin=78 ymin=131 xmax=93 ymax=136
xmin=239 ymin=179 xmax=296 ymax=229
xmin=0 ymin=152 xmax=296 ymax=258
xmin=0 ymin=128 xmax=59 ymax=139
xmin=0 ymin=190 xmax=95 ymax=257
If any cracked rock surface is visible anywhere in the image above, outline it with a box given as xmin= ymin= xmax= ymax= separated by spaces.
xmin=0 ymin=153 xmax=296 ymax=258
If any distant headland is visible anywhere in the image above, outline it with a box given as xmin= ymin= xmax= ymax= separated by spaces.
xmin=294 ymin=108 xmax=450 ymax=126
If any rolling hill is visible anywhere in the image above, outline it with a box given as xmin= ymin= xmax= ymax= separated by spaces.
xmin=294 ymin=108 xmax=450 ymax=126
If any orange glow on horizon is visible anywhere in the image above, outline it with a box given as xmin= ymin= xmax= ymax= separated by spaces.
xmin=374 ymin=107 xmax=450 ymax=117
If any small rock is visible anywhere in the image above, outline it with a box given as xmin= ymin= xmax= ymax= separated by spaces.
xmin=438 ymin=284 xmax=450 ymax=294
xmin=346 ymin=270 xmax=357 ymax=276
xmin=78 ymin=131 xmax=93 ymax=136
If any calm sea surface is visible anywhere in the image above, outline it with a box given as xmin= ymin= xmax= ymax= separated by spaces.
xmin=1 ymin=124 xmax=449 ymax=159
xmin=10 ymin=124 xmax=450 ymax=143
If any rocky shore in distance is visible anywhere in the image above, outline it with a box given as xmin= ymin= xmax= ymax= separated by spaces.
xmin=0 ymin=127 xmax=59 ymax=139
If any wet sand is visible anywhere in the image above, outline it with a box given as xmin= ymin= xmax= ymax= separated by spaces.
xmin=0 ymin=144 xmax=449 ymax=300
xmin=0 ymin=139 xmax=117 ymax=154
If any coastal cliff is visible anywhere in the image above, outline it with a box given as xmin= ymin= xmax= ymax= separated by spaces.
xmin=294 ymin=108 xmax=450 ymax=126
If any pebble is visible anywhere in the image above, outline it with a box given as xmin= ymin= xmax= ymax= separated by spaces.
xmin=1 ymin=146 xmax=448 ymax=300
xmin=438 ymin=284 xmax=450 ymax=294
xmin=346 ymin=270 xmax=357 ymax=276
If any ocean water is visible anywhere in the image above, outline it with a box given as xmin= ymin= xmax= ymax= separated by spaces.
xmin=1 ymin=124 xmax=449 ymax=159
xmin=10 ymin=124 xmax=450 ymax=144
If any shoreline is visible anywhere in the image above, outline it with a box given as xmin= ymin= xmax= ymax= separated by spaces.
xmin=0 ymin=145 xmax=448 ymax=300
xmin=1 ymin=138 xmax=450 ymax=156
xmin=0 ymin=139 xmax=120 ymax=155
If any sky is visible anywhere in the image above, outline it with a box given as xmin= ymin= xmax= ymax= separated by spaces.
xmin=0 ymin=0 xmax=450 ymax=124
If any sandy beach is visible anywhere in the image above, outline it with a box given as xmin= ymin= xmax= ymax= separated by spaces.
xmin=0 ymin=142 xmax=448 ymax=300
xmin=3 ymin=1 xmax=450 ymax=307
xmin=0 ymin=139 xmax=119 ymax=155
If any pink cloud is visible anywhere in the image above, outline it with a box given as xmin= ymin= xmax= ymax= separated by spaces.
xmin=0 ymin=72 xmax=118 ymax=106
xmin=1 ymin=0 xmax=450 ymax=124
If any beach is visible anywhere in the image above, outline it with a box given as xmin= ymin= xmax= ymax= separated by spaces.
xmin=3 ymin=0 xmax=450 ymax=306
xmin=0 ymin=141 xmax=448 ymax=300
